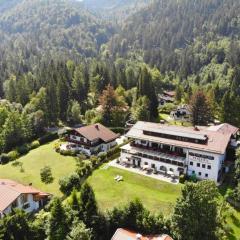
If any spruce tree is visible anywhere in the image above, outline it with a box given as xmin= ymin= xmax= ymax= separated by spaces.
xmin=190 ymin=90 xmax=212 ymax=126
xmin=48 ymin=198 xmax=69 ymax=240
xmin=137 ymin=67 xmax=158 ymax=119
xmin=79 ymin=183 xmax=98 ymax=228
xmin=172 ymin=181 xmax=224 ymax=240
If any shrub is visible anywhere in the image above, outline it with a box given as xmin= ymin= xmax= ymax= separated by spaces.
xmin=59 ymin=172 xmax=81 ymax=195
xmin=60 ymin=149 xmax=76 ymax=156
xmin=98 ymin=152 xmax=107 ymax=162
xmin=109 ymin=127 xmax=125 ymax=135
xmin=7 ymin=150 xmax=20 ymax=161
xmin=11 ymin=161 xmax=22 ymax=167
xmin=40 ymin=166 xmax=54 ymax=184
xmin=179 ymin=174 xmax=186 ymax=184
xmin=107 ymin=145 xmax=121 ymax=158
xmin=17 ymin=144 xmax=30 ymax=155
xmin=0 ymin=153 xmax=10 ymax=164
xmin=38 ymin=132 xmax=58 ymax=145
xmin=90 ymin=156 xmax=100 ymax=166
xmin=159 ymin=102 xmax=176 ymax=114
xmin=30 ymin=140 xmax=40 ymax=149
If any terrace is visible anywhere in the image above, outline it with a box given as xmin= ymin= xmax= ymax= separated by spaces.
xmin=130 ymin=141 xmax=187 ymax=158
xmin=121 ymin=144 xmax=186 ymax=170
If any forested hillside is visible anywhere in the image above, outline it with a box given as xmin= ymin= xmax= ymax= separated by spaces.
xmin=0 ymin=0 xmax=239 ymax=154
xmin=0 ymin=0 xmax=114 ymax=93
xmin=109 ymin=0 xmax=240 ymax=86
xmin=83 ymin=0 xmax=150 ymax=21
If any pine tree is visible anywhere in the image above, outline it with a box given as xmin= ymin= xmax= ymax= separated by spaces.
xmin=98 ymin=84 xmax=118 ymax=125
xmin=220 ymin=90 xmax=240 ymax=126
xmin=137 ymin=67 xmax=158 ymax=119
xmin=172 ymin=181 xmax=224 ymax=240
xmin=190 ymin=90 xmax=213 ymax=125
xmin=79 ymin=183 xmax=98 ymax=228
xmin=48 ymin=198 xmax=69 ymax=240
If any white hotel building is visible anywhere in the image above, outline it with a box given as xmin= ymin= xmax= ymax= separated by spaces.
xmin=120 ymin=121 xmax=238 ymax=182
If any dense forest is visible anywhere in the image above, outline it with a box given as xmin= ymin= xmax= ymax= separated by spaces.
xmin=0 ymin=0 xmax=240 ymax=239
xmin=0 ymin=0 xmax=239 ymax=154
xmin=0 ymin=0 xmax=114 ymax=91
xmin=83 ymin=0 xmax=150 ymax=21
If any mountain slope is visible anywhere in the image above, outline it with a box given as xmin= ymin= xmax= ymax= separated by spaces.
xmin=83 ymin=0 xmax=150 ymax=21
xmin=108 ymin=0 xmax=240 ymax=81
xmin=0 ymin=0 xmax=114 ymax=81
xmin=0 ymin=0 xmax=20 ymax=12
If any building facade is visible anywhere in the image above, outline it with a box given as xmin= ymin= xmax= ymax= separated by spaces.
xmin=0 ymin=179 xmax=49 ymax=218
xmin=120 ymin=121 xmax=238 ymax=182
xmin=67 ymin=123 xmax=119 ymax=155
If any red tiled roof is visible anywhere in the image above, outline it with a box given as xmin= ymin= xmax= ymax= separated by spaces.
xmin=207 ymin=123 xmax=239 ymax=135
xmin=74 ymin=123 xmax=119 ymax=142
xmin=0 ymin=179 xmax=49 ymax=212
xmin=111 ymin=228 xmax=173 ymax=240
xmin=163 ymin=91 xmax=175 ymax=97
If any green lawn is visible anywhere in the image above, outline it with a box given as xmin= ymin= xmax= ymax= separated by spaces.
xmin=87 ymin=166 xmax=182 ymax=214
xmin=227 ymin=209 xmax=240 ymax=240
xmin=88 ymin=166 xmax=240 ymax=239
xmin=0 ymin=141 xmax=76 ymax=196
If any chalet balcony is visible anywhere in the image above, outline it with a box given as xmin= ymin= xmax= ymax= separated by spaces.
xmin=130 ymin=142 xmax=186 ymax=158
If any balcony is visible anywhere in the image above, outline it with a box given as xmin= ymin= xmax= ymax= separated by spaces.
xmin=122 ymin=144 xmax=185 ymax=167
xmin=130 ymin=142 xmax=186 ymax=158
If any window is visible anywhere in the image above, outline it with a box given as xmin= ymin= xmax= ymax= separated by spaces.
xmin=192 ymin=170 xmax=195 ymax=174
xmin=190 ymin=161 xmax=193 ymax=166
xmin=144 ymin=162 xmax=148 ymax=165
xmin=20 ymin=194 xmax=28 ymax=205
xmin=151 ymin=164 xmax=155 ymax=168
xmin=198 ymin=172 xmax=201 ymax=176
xmin=197 ymin=163 xmax=200 ymax=167
xmin=12 ymin=200 xmax=17 ymax=208
xmin=207 ymin=165 xmax=211 ymax=170
xmin=202 ymin=164 xmax=206 ymax=168
xmin=205 ymin=173 xmax=208 ymax=178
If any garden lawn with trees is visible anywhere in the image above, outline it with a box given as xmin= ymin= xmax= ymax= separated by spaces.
xmin=87 ymin=166 xmax=182 ymax=214
xmin=88 ymin=166 xmax=240 ymax=239
xmin=0 ymin=140 xmax=76 ymax=195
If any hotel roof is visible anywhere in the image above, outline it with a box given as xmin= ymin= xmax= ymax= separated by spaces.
xmin=111 ymin=228 xmax=173 ymax=240
xmin=126 ymin=121 xmax=238 ymax=154
xmin=0 ymin=179 xmax=49 ymax=212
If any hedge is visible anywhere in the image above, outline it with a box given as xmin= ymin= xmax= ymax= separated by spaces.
xmin=0 ymin=132 xmax=58 ymax=165
xmin=38 ymin=132 xmax=58 ymax=145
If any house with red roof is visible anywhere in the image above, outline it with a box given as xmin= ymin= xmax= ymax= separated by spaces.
xmin=111 ymin=228 xmax=173 ymax=240
xmin=66 ymin=123 xmax=119 ymax=156
xmin=0 ymin=179 xmax=49 ymax=218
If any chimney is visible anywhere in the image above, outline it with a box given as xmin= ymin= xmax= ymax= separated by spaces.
xmin=95 ymin=124 xmax=99 ymax=130
xmin=194 ymin=126 xmax=199 ymax=131
xmin=136 ymin=234 xmax=142 ymax=240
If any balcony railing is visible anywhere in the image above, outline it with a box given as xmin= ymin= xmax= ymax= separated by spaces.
xmin=130 ymin=142 xmax=186 ymax=158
